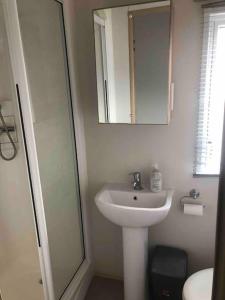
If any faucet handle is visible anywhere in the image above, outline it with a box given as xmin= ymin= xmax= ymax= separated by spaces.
xmin=129 ymin=171 xmax=141 ymax=182
xmin=129 ymin=172 xmax=143 ymax=190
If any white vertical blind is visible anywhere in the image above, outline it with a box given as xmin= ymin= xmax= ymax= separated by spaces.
xmin=194 ymin=6 xmax=225 ymax=175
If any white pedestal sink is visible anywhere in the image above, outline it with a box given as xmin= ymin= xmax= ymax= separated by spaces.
xmin=95 ymin=183 xmax=173 ymax=300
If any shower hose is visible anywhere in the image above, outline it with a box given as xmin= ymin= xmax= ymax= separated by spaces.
xmin=0 ymin=105 xmax=17 ymax=161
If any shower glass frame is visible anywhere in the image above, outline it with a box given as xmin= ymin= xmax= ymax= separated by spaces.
xmin=2 ymin=0 xmax=91 ymax=299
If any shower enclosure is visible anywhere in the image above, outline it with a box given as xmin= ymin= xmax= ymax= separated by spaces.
xmin=0 ymin=0 xmax=89 ymax=299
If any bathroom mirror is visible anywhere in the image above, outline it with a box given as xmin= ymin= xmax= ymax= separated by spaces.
xmin=93 ymin=0 xmax=173 ymax=124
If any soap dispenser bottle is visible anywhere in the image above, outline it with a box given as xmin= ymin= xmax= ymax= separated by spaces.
xmin=150 ymin=164 xmax=162 ymax=193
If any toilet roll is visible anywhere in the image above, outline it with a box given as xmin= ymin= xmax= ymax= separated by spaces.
xmin=184 ymin=204 xmax=203 ymax=216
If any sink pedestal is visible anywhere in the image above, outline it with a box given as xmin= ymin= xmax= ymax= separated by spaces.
xmin=95 ymin=185 xmax=173 ymax=300
xmin=123 ymin=227 xmax=148 ymax=300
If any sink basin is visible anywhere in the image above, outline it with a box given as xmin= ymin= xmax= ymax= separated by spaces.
xmin=95 ymin=183 xmax=173 ymax=227
xmin=95 ymin=183 xmax=173 ymax=300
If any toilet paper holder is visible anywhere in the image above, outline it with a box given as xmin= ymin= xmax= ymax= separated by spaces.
xmin=180 ymin=189 xmax=205 ymax=208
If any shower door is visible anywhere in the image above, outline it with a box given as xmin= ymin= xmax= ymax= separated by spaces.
xmin=0 ymin=1 xmax=44 ymax=299
xmin=3 ymin=0 xmax=85 ymax=299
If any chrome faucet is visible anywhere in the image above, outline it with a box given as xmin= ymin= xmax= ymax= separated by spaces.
xmin=130 ymin=172 xmax=143 ymax=190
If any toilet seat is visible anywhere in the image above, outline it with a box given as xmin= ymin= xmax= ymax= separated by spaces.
xmin=182 ymin=268 xmax=213 ymax=300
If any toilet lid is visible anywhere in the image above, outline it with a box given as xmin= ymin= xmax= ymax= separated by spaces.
xmin=183 ymin=268 xmax=213 ymax=300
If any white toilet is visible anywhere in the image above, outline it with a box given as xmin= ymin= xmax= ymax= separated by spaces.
xmin=183 ymin=268 xmax=213 ymax=300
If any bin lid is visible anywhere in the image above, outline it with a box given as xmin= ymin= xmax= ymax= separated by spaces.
xmin=151 ymin=246 xmax=188 ymax=278
xmin=183 ymin=268 xmax=213 ymax=300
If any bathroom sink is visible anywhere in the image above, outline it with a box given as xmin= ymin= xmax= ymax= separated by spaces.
xmin=95 ymin=183 xmax=173 ymax=227
xmin=95 ymin=183 xmax=173 ymax=300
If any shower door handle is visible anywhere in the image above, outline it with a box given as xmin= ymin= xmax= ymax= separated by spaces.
xmin=16 ymin=84 xmax=41 ymax=247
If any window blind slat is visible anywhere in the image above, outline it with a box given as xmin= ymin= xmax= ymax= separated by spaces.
xmin=194 ymin=7 xmax=225 ymax=175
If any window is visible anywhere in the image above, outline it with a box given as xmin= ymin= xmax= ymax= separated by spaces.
xmin=194 ymin=7 xmax=225 ymax=176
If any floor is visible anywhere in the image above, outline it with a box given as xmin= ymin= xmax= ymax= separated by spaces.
xmin=85 ymin=276 xmax=124 ymax=300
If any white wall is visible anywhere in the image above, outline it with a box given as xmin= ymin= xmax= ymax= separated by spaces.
xmin=73 ymin=0 xmax=218 ymax=279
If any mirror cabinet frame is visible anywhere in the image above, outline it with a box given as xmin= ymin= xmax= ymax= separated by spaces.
xmin=92 ymin=0 xmax=174 ymax=125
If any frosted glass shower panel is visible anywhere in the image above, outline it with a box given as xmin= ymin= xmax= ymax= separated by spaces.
xmin=17 ymin=0 xmax=85 ymax=298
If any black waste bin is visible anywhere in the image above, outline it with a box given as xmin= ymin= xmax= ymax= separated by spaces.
xmin=150 ymin=245 xmax=188 ymax=300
